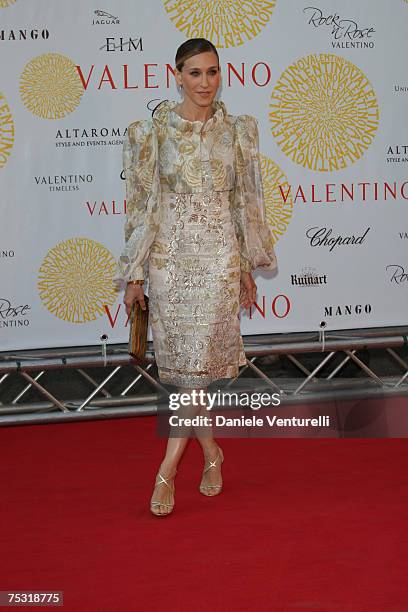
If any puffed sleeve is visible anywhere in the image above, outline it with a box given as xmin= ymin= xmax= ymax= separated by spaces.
xmin=231 ymin=115 xmax=277 ymax=274
xmin=113 ymin=119 xmax=160 ymax=292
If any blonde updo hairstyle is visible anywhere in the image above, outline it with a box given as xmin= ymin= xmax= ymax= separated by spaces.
xmin=175 ymin=37 xmax=220 ymax=72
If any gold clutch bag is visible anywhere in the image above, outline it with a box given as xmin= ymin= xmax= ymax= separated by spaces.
xmin=128 ymin=295 xmax=149 ymax=361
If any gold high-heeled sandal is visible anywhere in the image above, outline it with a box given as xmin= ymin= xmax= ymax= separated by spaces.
xmin=150 ymin=470 xmax=176 ymax=516
xmin=199 ymin=446 xmax=224 ymax=496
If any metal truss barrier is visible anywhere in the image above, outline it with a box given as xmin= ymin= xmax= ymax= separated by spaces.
xmin=1 ymin=326 xmax=408 ymax=426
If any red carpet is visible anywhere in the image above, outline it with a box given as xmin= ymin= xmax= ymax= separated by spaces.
xmin=1 ymin=417 xmax=407 ymax=611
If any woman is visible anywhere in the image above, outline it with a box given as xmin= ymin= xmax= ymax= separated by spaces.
xmin=114 ymin=38 xmax=277 ymax=516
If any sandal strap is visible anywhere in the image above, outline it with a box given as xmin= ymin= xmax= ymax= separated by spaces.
xmin=203 ymin=451 xmax=222 ymax=474
xmin=155 ymin=472 xmax=176 ymax=490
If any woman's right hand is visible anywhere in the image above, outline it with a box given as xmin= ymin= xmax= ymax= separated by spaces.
xmin=239 ymin=271 xmax=257 ymax=309
xmin=124 ymin=283 xmax=147 ymax=317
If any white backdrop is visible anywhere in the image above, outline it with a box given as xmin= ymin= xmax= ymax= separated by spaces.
xmin=1 ymin=0 xmax=407 ymax=351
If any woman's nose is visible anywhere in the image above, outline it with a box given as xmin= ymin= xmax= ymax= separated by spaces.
xmin=201 ymin=73 xmax=208 ymax=86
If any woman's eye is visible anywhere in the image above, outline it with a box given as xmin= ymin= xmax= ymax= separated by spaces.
xmin=189 ymin=70 xmax=217 ymax=76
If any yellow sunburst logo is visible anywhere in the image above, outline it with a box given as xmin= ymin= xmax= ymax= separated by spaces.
xmin=269 ymin=53 xmax=379 ymax=172
xmin=261 ymin=155 xmax=294 ymax=243
xmin=163 ymin=0 xmax=277 ymax=48
xmin=38 ymin=238 xmax=118 ymax=323
xmin=0 ymin=0 xmax=17 ymax=7
xmin=20 ymin=53 xmax=84 ymax=119
xmin=0 ymin=92 xmax=14 ymax=169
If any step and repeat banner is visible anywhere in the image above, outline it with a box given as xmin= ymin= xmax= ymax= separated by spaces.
xmin=1 ymin=0 xmax=407 ymax=351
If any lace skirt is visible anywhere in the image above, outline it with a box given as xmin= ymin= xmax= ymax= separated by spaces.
xmin=147 ymin=190 xmax=246 ymax=388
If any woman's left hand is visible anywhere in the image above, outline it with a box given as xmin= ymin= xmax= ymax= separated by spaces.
xmin=240 ymin=271 xmax=257 ymax=308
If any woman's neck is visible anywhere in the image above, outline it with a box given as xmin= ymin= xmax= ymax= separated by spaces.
xmin=175 ymin=99 xmax=215 ymax=122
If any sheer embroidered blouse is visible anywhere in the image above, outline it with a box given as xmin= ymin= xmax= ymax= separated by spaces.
xmin=113 ymin=99 xmax=277 ymax=291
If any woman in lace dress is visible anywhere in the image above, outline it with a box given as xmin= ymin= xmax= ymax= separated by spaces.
xmin=114 ymin=38 xmax=277 ymax=516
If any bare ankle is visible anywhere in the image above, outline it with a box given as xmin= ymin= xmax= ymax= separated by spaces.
xmin=201 ymin=441 xmax=219 ymax=457
xmin=159 ymin=460 xmax=178 ymax=477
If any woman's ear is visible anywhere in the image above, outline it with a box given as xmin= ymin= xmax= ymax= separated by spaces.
xmin=175 ymin=69 xmax=182 ymax=87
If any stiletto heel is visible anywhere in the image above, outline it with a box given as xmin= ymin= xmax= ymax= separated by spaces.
xmin=150 ymin=470 xmax=176 ymax=516
xmin=199 ymin=445 xmax=224 ymax=496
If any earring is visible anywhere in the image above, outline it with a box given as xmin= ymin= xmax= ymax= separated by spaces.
xmin=177 ymin=84 xmax=183 ymax=95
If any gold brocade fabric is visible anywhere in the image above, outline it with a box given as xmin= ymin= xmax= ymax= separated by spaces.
xmin=149 ymin=190 xmax=246 ymax=387
xmin=113 ymin=100 xmax=277 ymax=387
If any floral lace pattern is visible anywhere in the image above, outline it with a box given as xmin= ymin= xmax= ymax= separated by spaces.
xmin=113 ymin=100 xmax=277 ymax=387
xmin=113 ymin=99 xmax=277 ymax=289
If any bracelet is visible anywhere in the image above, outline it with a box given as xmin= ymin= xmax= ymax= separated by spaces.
xmin=129 ymin=280 xmax=144 ymax=286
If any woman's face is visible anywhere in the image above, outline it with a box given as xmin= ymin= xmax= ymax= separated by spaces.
xmin=176 ymin=51 xmax=221 ymax=108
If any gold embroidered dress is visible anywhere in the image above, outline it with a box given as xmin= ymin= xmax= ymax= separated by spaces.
xmin=114 ymin=100 xmax=277 ymax=387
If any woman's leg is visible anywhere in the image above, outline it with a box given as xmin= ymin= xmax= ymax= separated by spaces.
xmin=150 ymin=385 xmax=201 ymax=514
xmin=193 ymin=387 xmax=224 ymax=495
